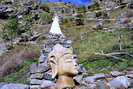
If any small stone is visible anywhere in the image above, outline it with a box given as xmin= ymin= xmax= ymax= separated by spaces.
xmin=94 ymin=73 xmax=106 ymax=80
xmin=1 ymin=83 xmax=29 ymax=89
xmin=111 ymin=71 xmax=124 ymax=77
xmin=30 ymin=64 xmax=49 ymax=74
xmin=83 ymin=76 xmax=96 ymax=83
xmin=98 ymin=83 xmax=109 ymax=89
xmin=129 ymin=79 xmax=133 ymax=88
xmin=30 ymin=73 xmax=44 ymax=79
xmin=126 ymin=74 xmax=133 ymax=79
xmin=109 ymin=76 xmax=130 ymax=88
xmin=43 ymin=72 xmax=53 ymax=80
xmin=40 ymin=80 xmax=55 ymax=88
xmin=0 ymin=82 xmax=7 ymax=88
xmin=30 ymin=85 xmax=40 ymax=89
xmin=30 ymin=79 xmax=43 ymax=85
xmin=74 ymin=75 xmax=83 ymax=84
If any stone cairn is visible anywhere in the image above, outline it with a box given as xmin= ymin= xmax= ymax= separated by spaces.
xmin=30 ymin=15 xmax=73 ymax=89
xmin=29 ymin=15 xmax=133 ymax=89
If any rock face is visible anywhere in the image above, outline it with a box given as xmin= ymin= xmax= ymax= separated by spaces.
xmin=0 ymin=0 xmax=40 ymax=19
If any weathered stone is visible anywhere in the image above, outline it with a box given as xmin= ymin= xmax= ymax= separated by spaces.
xmin=0 ymin=42 xmax=8 ymax=56
xmin=109 ymin=76 xmax=130 ymax=88
xmin=30 ymin=73 xmax=44 ymax=79
xmin=98 ymin=83 xmax=109 ymax=89
xmin=74 ymin=75 xmax=83 ymax=84
xmin=30 ymin=79 xmax=43 ymax=85
xmin=30 ymin=85 xmax=40 ymax=89
xmin=1 ymin=83 xmax=29 ymax=89
xmin=111 ymin=71 xmax=124 ymax=77
xmin=40 ymin=80 xmax=55 ymax=88
xmin=83 ymin=76 xmax=96 ymax=83
xmin=0 ymin=82 xmax=7 ymax=88
xmin=126 ymin=74 xmax=133 ymax=79
xmin=30 ymin=64 xmax=50 ymax=74
xmin=129 ymin=79 xmax=133 ymax=88
xmin=43 ymin=71 xmax=53 ymax=80
xmin=94 ymin=73 xmax=106 ymax=80
xmin=39 ymin=54 xmax=46 ymax=63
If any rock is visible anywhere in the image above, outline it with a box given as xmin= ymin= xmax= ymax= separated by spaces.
xmin=111 ymin=71 xmax=124 ymax=77
xmin=29 ymin=33 xmax=41 ymax=41
xmin=30 ymin=64 xmax=50 ymax=74
xmin=129 ymin=79 xmax=133 ymax=88
xmin=126 ymin=74 xmax=133 ymax=79
xmin=43 ymin=71 xmax=53 ymax=80
xmin=0 ymin=83 xmax=7 ymax=88
xmin=94 ymin=73 xmax=106 ymax=80
xmin=40 ymin=80 xmax=55 ymax=88
xmin=30 ymin=85 xmax=40 ymax=89
xmin=109 ymin=76 xmax=130 ymax=88
xmin=30 ymin=79 xmax=43 ymax=85
xmin=30 ymin=73 xmax=44 ymax=79
xmin=1 ymin=84 xmax=29 ymax=89
xmin=98 ymin=83 xmax=109 ymax=89
xmin=74 ymin=75 xmax=83 ymax=84
xmin=83 ymin=76 xmax=96 ymax=83
xmin=39 ymin=54 xmax=47 ymax=64
xmin=0 ymin=42 xmax=8 ymax=56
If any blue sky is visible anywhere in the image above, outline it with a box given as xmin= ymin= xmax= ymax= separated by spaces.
xmin=40 ymin=0 xmax=92 ymax=6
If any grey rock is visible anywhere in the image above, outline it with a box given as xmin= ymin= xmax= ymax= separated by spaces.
xmin=30 ymin=79 xmax=43 ymax=85
xmin=98 ymin=83 xmax=109 ymax=89
xmin=111 ymin=71 xmax=124 ymax=77
xmin=43 ymin=71 xmax=53 ymax=80
xmin=74 ymin=75 xmax=83 ymax=84
xmin=94 ymin=73 xmax=106 ymax=80
xmin=40 ymin=80 xmax=55 ymax=88
xmin=126 ymin=74 xmax=133 ymax=78
xmin=30 ymin=64 xmax=50 ymax=74
xmin=30 ymin=85 xmax=40 ymax=89
xmin=1 ymin=84 xmax=29 ymax=89
xmin=30 ymin=73 xmax=44 ymax=79
xmin=39 ymin=54 xmax=46 ymax=63
xmin=0 ymin=83 xmax=7 ymax=88
xmin=109 ymin=76 xmax=130 ymax=88
xmin=83 ymin=76 xmax=96 ymax=83
xmin=129 ymin=79 xmax=133 ymax=87
xmin=0 ymin=42 xmax=8 ymax=56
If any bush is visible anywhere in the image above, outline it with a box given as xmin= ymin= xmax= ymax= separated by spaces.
xmin=40 ymin=12 xmax=53 ymax=24
xmin=1 ymin=18 xmax=19 ymax=41
xmin=0 ymin=16 xmax=33 ymax=41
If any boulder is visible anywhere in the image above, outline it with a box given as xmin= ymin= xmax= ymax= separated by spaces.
xmin=30 ymin=73 xmax=44 ymax=79
xmin=0 ymin=82 xmax=7 ymax=88
xmin=40 ymin=80 xmax=55 ymax=88
xmin=109 ymin=76 xmax=130 ymax=88
xmin=1 ymin=84 xmax=29 ymax=89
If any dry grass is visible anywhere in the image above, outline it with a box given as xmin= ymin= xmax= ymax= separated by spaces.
xmin=0 ymin=45 xmax=40 ymax=77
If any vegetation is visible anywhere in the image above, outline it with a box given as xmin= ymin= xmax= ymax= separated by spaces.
xmin=73 ymin=30 xmax=133 ymax=74
xmin=0 ymin=18 xmax=19 ymax=41
xmin=0 ymin=59 xmax=37 ymax=84
xmin=0 ymin=16 xmax=33 ymax=41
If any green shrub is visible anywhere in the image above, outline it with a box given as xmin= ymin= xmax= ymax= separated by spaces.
xmin=0 ymin=18 xmax=19 ymax=41
xmin=40 ymin=12 xmax=53 ymax=24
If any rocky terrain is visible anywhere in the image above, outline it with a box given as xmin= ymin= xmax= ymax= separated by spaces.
xmin=0 ymin=0 xmax=133 ymax=89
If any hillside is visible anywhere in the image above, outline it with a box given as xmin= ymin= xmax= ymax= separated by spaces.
xmin=0 ymin=0 xmax=133 ymax=86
